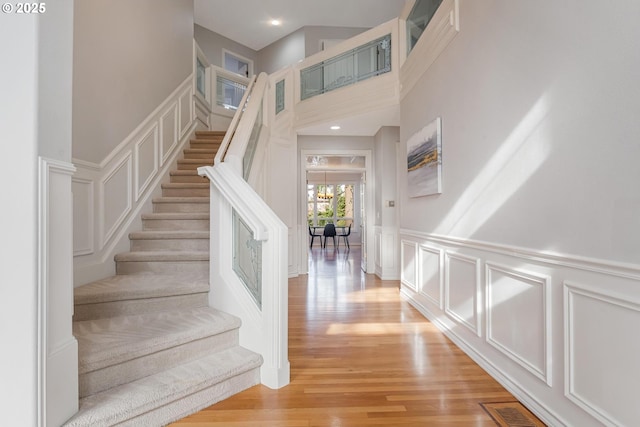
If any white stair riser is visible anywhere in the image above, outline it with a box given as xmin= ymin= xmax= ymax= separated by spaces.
xmin=79 ymin=329 xmax=239 ymax=397
xmin=130 ymin=237 xmax=209 ymax=252
xmin=74 ymin=293 xmax=208 ymax=321
xmin=162 ymin=187 xmax=209 ymax=197
xmin=142 ymin=218 xmax=209 ymax=231
xmin=116 ymin=260 xmax=208 ymax=275
xmin=153 ymin=201 xmax=209 ymax=213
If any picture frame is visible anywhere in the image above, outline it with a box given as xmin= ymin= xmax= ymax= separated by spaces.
xmin=407 ymin=117 xmax=442 ymax=197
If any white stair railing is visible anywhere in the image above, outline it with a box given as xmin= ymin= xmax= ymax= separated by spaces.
xmin=198 ymin=72 xmax=289 ymax=389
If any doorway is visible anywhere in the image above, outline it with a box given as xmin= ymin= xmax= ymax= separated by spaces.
xmin=300 ymin=150 xmax=374 ymax=275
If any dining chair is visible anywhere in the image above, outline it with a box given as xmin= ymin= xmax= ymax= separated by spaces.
xmin=323 ymin=224 xmax=337 ymax=248
xmin=309 ymin=226 xmax=322 ymax=248
xmin=338 ymin=224 xmax=351 ymax=249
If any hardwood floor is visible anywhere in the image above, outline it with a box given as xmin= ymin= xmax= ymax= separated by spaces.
xmin=170 ymin=247 xmax=519 ymax=426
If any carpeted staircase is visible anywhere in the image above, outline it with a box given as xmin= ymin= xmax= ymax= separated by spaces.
xmin=64 ymin=131 xmax=262 ymax=427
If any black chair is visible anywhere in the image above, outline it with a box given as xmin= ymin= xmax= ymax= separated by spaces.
xmin=309 ymin=226 xmax=322 ymax=248
xmin=322 ymin=224 xmax=337 ymax=248
xmin=338 ymin=224 xmax=351 ymax=249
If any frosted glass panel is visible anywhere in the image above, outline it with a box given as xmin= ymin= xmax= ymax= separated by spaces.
xmin=407 ymin=0 xmax=444 ymax=54
xmin=300 ymin=34 xmax=391 ymax=101
xmin=216 ymin=76 xmax=247 ymax=110
xmin=233 ymin=209 xmax=262 ymax=307
xmin=243 ymin=104 xmax=263 ymax=179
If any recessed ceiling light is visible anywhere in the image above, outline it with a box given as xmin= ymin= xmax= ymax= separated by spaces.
xmin=330 ymin=125 xmax=341 ymax=130
xmin=271 ymin=19 xmax=281 ymax=26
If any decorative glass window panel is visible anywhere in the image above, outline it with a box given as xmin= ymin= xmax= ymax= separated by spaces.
xmin=216 ymin=75 xmax=247 ymax=110
xmin=275 ymin=79 xmax=285 ymax=115
xmin=196 ymin=58 xmax=206 ymax=97
xmin=300 ymin=34 xmax=391 ymax=101
xmin=406 ymin=0 xmax=444 ymax=55
xmin=232 ymin=209 xmax=262 ymax=307
xmin=242 ymin=104 xmax=263 ymax=180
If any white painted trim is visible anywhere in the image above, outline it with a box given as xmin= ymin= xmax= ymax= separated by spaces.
xmin=160 ymin=104 xmax=179 ymax=166
xmin=178 ymin=84 xmax=194 ymax=139
xmin=444 ymin=250 xmax=482 ymax=337
xmin=485 ymin=262 xmax=552 ymax=386
xmin=400 ymin=239 xmax=418 ymax=290
xmin=199 ymin=163 xmax=290 ymax=389
xmin=71 ymin=75 xmax=192 ymax=171
xmin=134 ymin=123 xmax=159 ymax=202
xmin=401 ymin=288 xmax=568 ymax=427
xmin=100 ymin=153 xmax=132 ymax=247
xmin=300 ymin=149 xmax=375 ymax=275
xmin=564 ymin=281 xmax=640 ymax=427
xmin=418 ymin=244 xmax=444 ymax=308
xmin=37 ymin=157 xmax=78 ymax=427
xmin=71 ymin=177 xmax=94 ymax=256
xmin=400 ymin=229 xmax=640 ymax=280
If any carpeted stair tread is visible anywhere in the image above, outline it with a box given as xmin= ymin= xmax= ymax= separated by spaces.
xmin=114 ymin=251 xmax=209 ymax=262
xmin=170 ymin=169 xmax=202 ymax=176
xmin=129 ymin=230 xmax=209 ymax=240
xmin=74 ymin=307 xmax=241 ymax=373
xmin=183 ymin=148 xmax=217 ymax=154
xmin=74 ymin=274 xmax=208 ymax=305
xmin=152 ymin=196 xmax=209 ymax=203
xmin=63 ymin=346 xmax=262 ymax=427
xmin=195 ymin=130 xmax=225 ymax=137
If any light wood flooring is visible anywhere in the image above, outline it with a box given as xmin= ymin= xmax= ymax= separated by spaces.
xmin=170 ymin=247 xmax=523 ymax=426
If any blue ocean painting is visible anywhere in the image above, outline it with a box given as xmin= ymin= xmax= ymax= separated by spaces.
xmin=407 ymin=118 xmax=441 ymax=197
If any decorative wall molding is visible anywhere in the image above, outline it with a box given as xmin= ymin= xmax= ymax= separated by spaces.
xmin=73 ymin=75 xmax=196 ymax=286
xmin=400 ymin=239 xmax=417 ymax=290
xmin=486 ymin=262 xmax=551 ymax=386
xmin=160 ymin=104 xmax=178 ymax=166
xmin=400 ymin=229 xmax=640 ymax=280
xmin=134 ymin=124 xmax=159 ymax=202
xmin=564 ymin=281 xmax=640 ymax=427
xmin=37 ymin=157 xmax=78 ymax=427
xmin=100 ymin=153 xmax=132 ymax=247
xmin=445 ymin=251 xmax=481 ymax=336
xmin=400 ymin=229 xmax=640 ymax=426
xmin=418 ymin=244 xmax=443 ymax=308
xmin=71 ymin=177 xmax=94 ymax=256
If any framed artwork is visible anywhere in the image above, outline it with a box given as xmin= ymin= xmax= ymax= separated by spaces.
xmin=407 ymin=117 xmax=442 ymax=197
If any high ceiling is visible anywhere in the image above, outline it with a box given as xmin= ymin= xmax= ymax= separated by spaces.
xmin=195 ymin=0 xmax=406 ymax=136
xmin=194 ymin=0 xmax=407 ymax=51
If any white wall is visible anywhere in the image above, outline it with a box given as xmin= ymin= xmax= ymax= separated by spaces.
xmin=1 ymin=2 xmax=77 ymax=424
xmin=0 ymin=13 xmax=39 ymax=426
xmin=73 ymin=0 xmax=194 ymax=164
xmin=303 ymin=26 xmax=368 ymax=57
xmin=399 ymin=1 xmax=640 ymax=426
xmin=258 ymin=28 xmax=305 ymax=74
xmin=194 ymin=23 xmax=258 ymax=71
xmin=374 ymin=126 xmax=399 ymax=279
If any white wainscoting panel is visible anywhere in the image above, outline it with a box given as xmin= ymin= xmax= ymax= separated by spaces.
xmin=399 ymin=229 xmax=640 ymax=427
xmin=486 ymin=262 xmax=551 ymax=385
xmin=73 ymin=76 xmax=196 ymax=286
xmin=179 ymin=86 xmax=193 ymax=139
xmin=401 ymin=240 xmax=417 ymax=290
xmin=565 ymin=281 xmax=640 ymax=427
xmin=100 ymin=153 xmax=132 ymax=250
xmin=160 ymin=104 xmax=178 ymax=165
xmin=134 ymin=124 xmax=158 ymax=201
xmin=445 ymin=251 xmax=481 ymax=336
xmin=72 ymin=177 xmax=94 ymax=256
xmin=418 ymin=245 xmax=443 ymax=308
